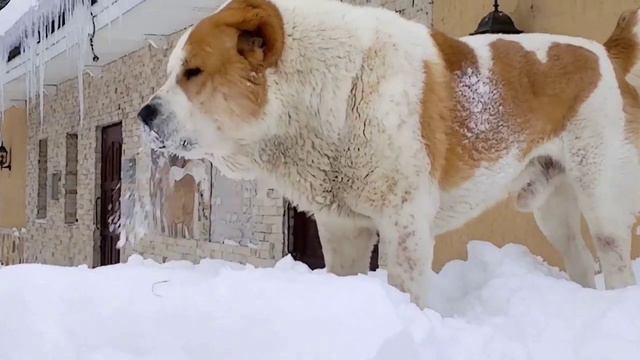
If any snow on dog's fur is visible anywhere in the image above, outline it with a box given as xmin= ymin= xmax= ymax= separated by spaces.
xmin=138 ymin=0 xmax=640 ymax=308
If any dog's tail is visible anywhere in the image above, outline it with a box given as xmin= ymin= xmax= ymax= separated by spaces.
xmin=605 ymin=8 xmax=640 ymax=149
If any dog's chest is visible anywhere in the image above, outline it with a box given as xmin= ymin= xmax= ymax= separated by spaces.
xmin=255 ymin=130 xmax=405 ymax=217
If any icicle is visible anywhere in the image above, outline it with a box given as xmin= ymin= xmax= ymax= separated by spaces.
xmin=1 ymin=0 xmax=96 ymax=131
xmin=38 ymin=59 xmax=45 ymax=130
xmin=25 ymin=70 xmax=30 ymax=125
xmin=35 ymin=9 xmax=48 ymax=133
xmin=107 ymin=19 xmax=113 ymax=46
xmin=72 ymin=0 xmax=91 ymax=127
xmin=25 ymin=41 xmax=35 ymax=128
xmin=78 ymin=61 xmax=84 ymax=126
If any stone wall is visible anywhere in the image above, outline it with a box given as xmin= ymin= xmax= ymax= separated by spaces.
xmin=123 ymin=180 xmax=284 ymax=267
xmin=0 ymin=230 xmax=24 ymax=265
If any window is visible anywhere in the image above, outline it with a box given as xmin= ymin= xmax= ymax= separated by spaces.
xmin=36 ymin=138 xmax=48 ymax=219
xmin=64 ymin=134 xmax=78 ymax=224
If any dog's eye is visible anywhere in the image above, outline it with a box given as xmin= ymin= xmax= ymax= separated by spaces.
xmin=183 ymin=67 xmax=203 ymax=80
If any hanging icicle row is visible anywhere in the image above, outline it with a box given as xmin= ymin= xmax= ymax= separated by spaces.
xmin=38 ymin=56 xmax=45 ymax=131
xmin=1 ymin=0 xmax=95 ymax=130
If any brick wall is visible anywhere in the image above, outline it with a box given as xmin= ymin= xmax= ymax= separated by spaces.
xmin=36 ymin=139 xmax=48 ymax=219
xmin=0 ymin=229 xmax=24 ymax=265
xmin=19 ymin=0 xmax=431 ymax=268
xmin=210 ymin=172 xmax=257 ymax=245
xmin=64 ymin=133 xmax=79 ymax=224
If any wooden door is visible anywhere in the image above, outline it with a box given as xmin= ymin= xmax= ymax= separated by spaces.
xmin=99 ymin=123 xmax=122 ymax=266
xmin=288 ymin=204 xmax=379 ymax=271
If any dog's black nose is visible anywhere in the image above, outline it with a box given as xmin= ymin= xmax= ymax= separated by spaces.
xmin=138 ymin=103 xmax=158 ymax=126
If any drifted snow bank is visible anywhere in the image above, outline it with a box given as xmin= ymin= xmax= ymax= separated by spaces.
xmin=1 ymin=241 xmax=639 ymax=360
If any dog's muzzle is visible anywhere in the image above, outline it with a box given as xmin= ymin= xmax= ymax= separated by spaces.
xmin=138 ymin=102 xmax=159 ymax=127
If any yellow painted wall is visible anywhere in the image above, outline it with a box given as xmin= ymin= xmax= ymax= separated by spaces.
xmin=0 ymin=107 xmax=27 ymax=229
xmin=432 ymin=0 xmax=640 ymax=271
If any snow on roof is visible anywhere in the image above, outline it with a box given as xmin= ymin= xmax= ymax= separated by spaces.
xmin=0 ymin=0 xmax=38 ymax=36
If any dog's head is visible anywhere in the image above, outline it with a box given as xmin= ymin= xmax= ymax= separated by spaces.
xmin=138 ymin=0 xmax=284 ymax=158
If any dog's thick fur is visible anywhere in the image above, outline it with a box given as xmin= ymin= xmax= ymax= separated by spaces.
xmin=139 ymin=0 xmax=640 ymax=308
xmin=511 ymin=9 xmax=640 ymax=289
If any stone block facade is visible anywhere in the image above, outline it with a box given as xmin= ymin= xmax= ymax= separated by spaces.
xmin=0 ymin=229 xmax=24 ymax=265
xmin=15 ymin=0 xmax=431 ymax=268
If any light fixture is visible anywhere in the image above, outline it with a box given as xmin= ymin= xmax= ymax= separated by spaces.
xmin=0 ymin=141 xmax=12 ymax=171
xmin=471 ymin=0 xmax=523 ymax=35
xmin=0 ymin=0 xmax=11 ymax=12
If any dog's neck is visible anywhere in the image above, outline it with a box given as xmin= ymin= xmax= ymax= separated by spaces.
xmin=208 ymin=0 xmax=429 ymax=209
xmin=209 ymin=70 xmax=374 ymax=215
xmin=210 ymin=5 xmax=378 ymax=181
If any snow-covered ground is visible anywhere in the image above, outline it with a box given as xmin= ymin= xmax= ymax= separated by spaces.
xmin=1 ymin=241 xmax=639 ymax=360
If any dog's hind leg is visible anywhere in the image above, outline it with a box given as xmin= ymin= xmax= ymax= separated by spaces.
xmin=563 ymin=124 xmax=639 ymax=289
xmin=573 ymin=185 xmax=637 ymax=289
xmin=511 ymin=156 xmax=596 ymax=287
xmin=533 ymin=179 xmax=596 ymax=288
xmin=511 ymin=156 xmax=565 ymax=212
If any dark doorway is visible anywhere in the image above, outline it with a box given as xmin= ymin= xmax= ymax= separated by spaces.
xmin=288 ymin=204 xmax=379 ymax=271
xmin=99 ymin=123 xmax=122 ymax=266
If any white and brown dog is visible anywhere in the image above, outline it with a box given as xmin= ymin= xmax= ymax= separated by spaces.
xmin=138 ymin=0 xmax=640 ymax=308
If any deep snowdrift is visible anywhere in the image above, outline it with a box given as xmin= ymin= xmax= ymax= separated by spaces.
xmin=1 ymin=241 xmax=639 ymax=360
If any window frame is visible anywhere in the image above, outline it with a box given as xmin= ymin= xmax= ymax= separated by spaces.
xmin=36 ymin=138 xmax=48 ymax=220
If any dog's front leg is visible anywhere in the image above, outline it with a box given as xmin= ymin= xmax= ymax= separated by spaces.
xmin=315 ymin=214 xmax=378 ymax=276
xmin=377 ymin=189 xmax=436 ymax=309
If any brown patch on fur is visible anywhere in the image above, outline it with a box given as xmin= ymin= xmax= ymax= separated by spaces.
xmin=421 ymin=31 xmax=477 ymax=185
xmin=605 ymin=9 xmax=640 ymax=152
xmin=179 ymin=0 xmax=284 ymax=123
xmin=490 ymin=40 xmax=600 ymax=155
xmin=605 ymin=9 xmax=640 ymax=76
xmin=420 ymin=62 xmax=450 ymax=186
xmin=423 ymin=32 xmax=601 ymax=190
xmin=431 ymin=31 xmax=479 ymax=74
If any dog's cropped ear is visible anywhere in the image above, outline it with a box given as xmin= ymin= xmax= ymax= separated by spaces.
xmin=223 ymin=0 xmax=285 ymax=69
